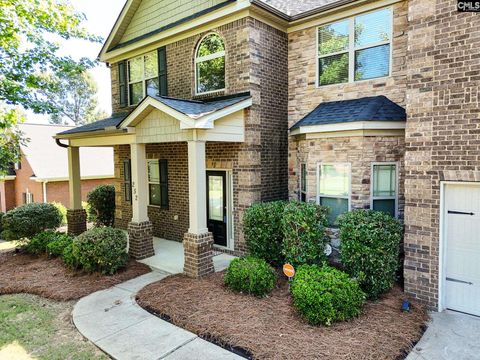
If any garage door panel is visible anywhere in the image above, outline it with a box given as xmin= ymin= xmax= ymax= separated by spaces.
xmin=444 ymin=183 xmax=480 ymax=317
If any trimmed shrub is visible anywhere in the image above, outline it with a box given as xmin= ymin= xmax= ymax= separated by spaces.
xmin=52 ymin=202 xmax=67 ymax=225
xmin=62 ymin=243 xmax=79 ymax=270
xmin=224 ymin=257 xmax=276 ymax=297
xmin=0 ymin=212 xmax=4 ymax=236
xmin=291 ymin=265 xmax=365 ymax=326
xmin=338 ymin=209 xmax=403 ymax=299
xmin=71 ymin=227 xmax=128 ymax=274
xmin=25 ymin=231 xmax=58 ymax=255
xmin=281 ymin=202 xmax=329 ymax=267
xmin=87 ymin=185 xmax=115 ymax=227
xmin=46 ymin=233 xmax=73 ymax=257
xmin=1 ymin=203 xmax=62 ymax=243
xmin=244 ymin=201 xmax=287 ymax=266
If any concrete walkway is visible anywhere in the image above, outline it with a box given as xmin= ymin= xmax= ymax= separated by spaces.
xmin=73 ymin=271 xmax=243 ymax=360
xmin=407 ymin=310 xmax=480 ymax=360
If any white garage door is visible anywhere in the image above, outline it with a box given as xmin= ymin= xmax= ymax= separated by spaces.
xmin=444 ymin=183 xmax=480 ymax=316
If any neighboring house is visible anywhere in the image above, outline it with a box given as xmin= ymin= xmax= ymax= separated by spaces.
xmin=54 ymin=0 xmax=480 ymax=317
xmin=0 ymin=123 xmax=114 ymax=213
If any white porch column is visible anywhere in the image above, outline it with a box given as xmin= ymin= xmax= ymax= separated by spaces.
xmin=130 ymin=143 xmax=149 ymax=223
xmin=68 ymin=146 xmax=82 ymax=210
xmin=187 ymin=140 xmax=208 ymax=234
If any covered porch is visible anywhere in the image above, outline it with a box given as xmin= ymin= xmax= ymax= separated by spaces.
xmin=55 ymin=93 xmax=252 ymax=278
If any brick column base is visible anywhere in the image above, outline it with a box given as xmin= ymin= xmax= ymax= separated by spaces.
xmin=66 ymin=209 xmax=87 ymax=236
xmin=128 ymin=221 xmax=155 ymax=260
xmin=183 ymin=232 xmax=214 ymax=278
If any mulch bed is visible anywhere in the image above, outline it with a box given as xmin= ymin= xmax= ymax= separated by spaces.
xmin=137 ymin=272 xmax=428 ymax=360
xmin=0 ymin=250 xmax=150 ymax=301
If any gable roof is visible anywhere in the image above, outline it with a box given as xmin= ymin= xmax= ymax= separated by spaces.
xmin=291 ymin=96 xmax=406 ymax=129
xmin=19 ymin=124 xmax=114 ymax=181
xmin=57 ymin=92 xmax=252 ymax=136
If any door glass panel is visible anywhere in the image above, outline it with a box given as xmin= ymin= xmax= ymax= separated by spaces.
xmin=208 ymin=175 xmax=223 ymax=221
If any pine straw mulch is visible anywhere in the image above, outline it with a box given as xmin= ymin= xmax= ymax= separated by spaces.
xmin=0 ymin=250 xmax=150 ymax=301
xmin=137 ymin=272 xmax=428 ymax=360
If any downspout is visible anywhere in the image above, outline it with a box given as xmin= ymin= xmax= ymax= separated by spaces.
xmin=43 ymin=181 xmax=48 ymax=203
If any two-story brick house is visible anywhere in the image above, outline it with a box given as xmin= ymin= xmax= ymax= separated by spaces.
xmin=55 ymin=0 xmax=480 ymax=316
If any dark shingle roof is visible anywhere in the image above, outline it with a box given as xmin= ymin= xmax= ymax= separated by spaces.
xmin=257 ymin=0 xmax=345 ymax=16
xmin=58 ymin=113 xmax=129 ymax=135
xmin=57 ymin=92 xmax=251 ymax=136
xmin=291 ymin=96 xmax=406 ymax=129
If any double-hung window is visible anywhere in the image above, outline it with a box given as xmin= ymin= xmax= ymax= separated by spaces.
xmin=317 ymin=7 xmax=392 ymax=86
xmin=128 ymin=51 xmax=159 ymax=105
xmin=147 ymin=160 xmax=169 ymax=208
xmin=371 ymin=163 xmax=397 ymax=217
xmin=318 ymin=163 xmax=351 ymax=225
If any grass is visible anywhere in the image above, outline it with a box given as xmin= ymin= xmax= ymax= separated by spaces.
xmin=0 ymin=294 xmax=108 ymax=360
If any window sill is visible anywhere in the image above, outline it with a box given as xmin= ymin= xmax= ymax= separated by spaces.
xmin=315 ymin=75 xmax=391 ymax=89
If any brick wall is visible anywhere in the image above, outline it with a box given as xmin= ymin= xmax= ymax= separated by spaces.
xmin=403 ymin=0 xmax=480 ymax=308
xmin=0 ymin=180 xmax=15 ymax=213
xmin=290 ymin=135 xmax=406 ymax=217
xmin=13 ymin=156 xmax=43 ymax=205
xmin=111 ymin=17 xmax=289 ymax=255
xmin=287 ymin=1 xmax=408 ymax=128
xmin=46 ymin=178 xmax=115 ymax=207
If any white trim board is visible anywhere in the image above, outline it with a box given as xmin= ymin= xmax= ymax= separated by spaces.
xmin=290 ymin=121 xmax=406 ymax=136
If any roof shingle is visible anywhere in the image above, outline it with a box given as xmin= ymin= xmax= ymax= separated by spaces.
xmin=291 ymin=96 xmax=406 ymax=129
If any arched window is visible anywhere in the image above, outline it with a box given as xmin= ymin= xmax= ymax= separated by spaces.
xmin=195 ymin=33 xmax=225 ymax=94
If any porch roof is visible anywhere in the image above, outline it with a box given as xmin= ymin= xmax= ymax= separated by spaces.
xmin=57 ymin=92 xmax=251 ymax=137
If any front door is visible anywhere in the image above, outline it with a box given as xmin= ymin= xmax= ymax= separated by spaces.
xmin=206 ymin=171 xmax=227 ymax=247
xmin=444 ymin=183 xmax=480 ymax=316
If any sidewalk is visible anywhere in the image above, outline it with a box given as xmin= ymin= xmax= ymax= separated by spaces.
xmin=73 ymin=271 xmax=243 ymax=360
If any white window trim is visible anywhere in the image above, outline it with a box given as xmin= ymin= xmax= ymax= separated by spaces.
xmin=127 ymin=50 xmax=158 ymax=106
xmin=316 ymin=6 xmax=394 ymax=87
xmin=147 ymin=159 xmax=160 ymax=207
xmin=194 ymin=32 xmax=226 ymax=96
xmin=316 ymin=162 xmax=352 ymax=212
xmin=370 ymin=162 xmax=399 ymax=218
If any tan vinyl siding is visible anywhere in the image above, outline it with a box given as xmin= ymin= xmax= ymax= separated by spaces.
xmin=120 ymin=0 xmax=229 ymax=43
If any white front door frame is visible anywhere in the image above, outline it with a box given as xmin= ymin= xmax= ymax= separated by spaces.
xmin=206 ymin=168 xmax=234 ymax=251
xmin=438 ymin=181 xmax=480 ymax=312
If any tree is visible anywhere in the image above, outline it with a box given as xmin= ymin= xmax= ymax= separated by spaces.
xmin=0 ymin=0 xmax=100 ymax=174
xmin=43 ymin=70 xmax=108 ymax=125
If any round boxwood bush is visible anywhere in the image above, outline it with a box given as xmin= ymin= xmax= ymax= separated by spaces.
xmin=87 ymin=184 xmax=115 ymax=227
xmin=338 ymin=209 xmax=403 ymax=299
xmin=281 ymin=201 xmax=329 ymax=267
xmin=71 ymin=227 xmax=128 ymax=274
xmin=1 ymin=203 xmax=62 ymax=243
xmin=224 ymin=256 xmax=276 ymax=297
xmin=244 ymin=201 xmax=287 ymax=266
xmin=291 ymin=265 xmax=365 ymax=326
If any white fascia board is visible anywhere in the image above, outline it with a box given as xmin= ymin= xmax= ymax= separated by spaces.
xmin=290 ymin=120 xmax=406 ymax=136
xmin=193 ymin=98 xmax=253 ymax=129
xmin=0 ymin=175 xmax=16 ymax=181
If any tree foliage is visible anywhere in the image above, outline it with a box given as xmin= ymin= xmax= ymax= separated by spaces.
xmin=0 ymin=0 xmax=100 ymax=174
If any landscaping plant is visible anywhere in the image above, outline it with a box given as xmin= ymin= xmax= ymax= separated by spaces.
xmin=281 ymin=201 xmax=329 ymax=267
xmin=52 ymin=202 xmax=67 ymax=225
xmin=25 ymin=231 xmax=57 ymax=255
xmin=87 ymin=184 xmax=115 ymax=227
xmin=224 ymin=256 xmax=276 ymax=297
xmin=338 ymin=209 xmax=403 ymax=299
xmin=243 ymin=201 xmax=287 ymax=266
xmin=0 ymin=212 xmax=4 ymax=235
xmin=1 ymin=203 xmax=62 ymax=243
xmin=46 ymin=233 xmax=73 ymax=257
xmin=69 ymin=227 xmax=128 ymax=275
xmin=291 ymin=265 xmax=365 ymax=326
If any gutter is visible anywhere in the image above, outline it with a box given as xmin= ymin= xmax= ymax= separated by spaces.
xmin=31 ymin=175 xmax=115 ymax=183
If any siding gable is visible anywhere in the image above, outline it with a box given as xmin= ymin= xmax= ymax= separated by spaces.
xmin=120 ymin=0 xmax=230 ymax=44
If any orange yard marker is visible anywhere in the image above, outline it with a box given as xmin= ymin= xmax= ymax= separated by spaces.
xmin=283 ymin=263 xmax=295 ymax=278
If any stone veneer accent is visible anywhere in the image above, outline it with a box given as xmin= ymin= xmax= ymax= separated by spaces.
xmin=183 ymin=232 xmax=214 ymax=278
xmin=403 ymin=0 xmax=480 ymax=309
xmin=66 ymin=209 xmax=87 ymax=236
xmin=127 ymin=221 xmax=155 ymax=260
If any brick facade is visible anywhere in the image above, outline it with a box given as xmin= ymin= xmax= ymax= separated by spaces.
xmin=403 ymin=0 xmax=480 ymax=308
xmin=0 ymin=180 xmax=15 ymax=213
xmin=127 ymin=221 xmax=155 ymax=259
xmin=183 ymin=232 xmax=215 ymax=278
xmin=111 ymin=17 xmax=288 ymax=256
xmin=67 ymin=209 xmax=87 ymax=236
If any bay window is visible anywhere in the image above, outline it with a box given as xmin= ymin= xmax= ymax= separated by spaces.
xmin=317 ymin=7 xmax=392 ymax=86
xmin=371 ymin=163 xmax=397 ymax=217
xmin=318 ymin=163 xmax=351 ymax=225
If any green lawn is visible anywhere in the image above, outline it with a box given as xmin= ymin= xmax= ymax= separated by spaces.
xmin=0 ymin=294 xmax=108 ymax=360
